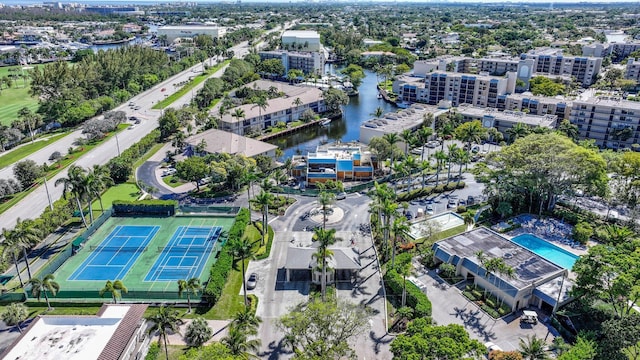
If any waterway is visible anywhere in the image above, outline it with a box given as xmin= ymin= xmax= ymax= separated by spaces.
xmin=267 ymin=66 xmax=397 ymax=160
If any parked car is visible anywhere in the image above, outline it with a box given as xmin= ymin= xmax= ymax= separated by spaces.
xmin=426 ymin=204 xmax=434 ymax=215
xmin=128 ymin=124 xmax=136 ymax=130
xmin=467 ymin=196 xmax=475 ymax=205
xmin=246 ymin=273 xmax=258 ymax=290
xmin=336 ymin=192 xmax=347 ymax=200
xmin=485 ymin=342 xmax=503 ymax=357
xmin=162 ymin=168 xmax=177 ymax=177
xmin=134 ymin=106 xmax=141 ymax=110
xmin=129 ymin=116 xmax=138 ymax=121
xmin=458 ymin=199 xmax=466 ymax=206
xmin=447 ymin=198 xmax=458 ymax=208
xmin=405 ymin=211 xmax=414 ymax=220
xmin=134 ymin=119 xmax=141 ymax=124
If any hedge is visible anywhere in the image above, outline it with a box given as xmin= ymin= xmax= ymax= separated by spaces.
xmin=384 ymin=269 xmax=432 ymax=318
xmin=397 ymin=181 xmax=466 ymax=202
xmin=144 ymin=342 xmax=160 ymax=360
xmin=256 ymin=226 xmax=275 ymax=260
xmin=112 ymin=199 xmax=177 ymax=216
xmin=203 ymin=208 xmax=250 ymax=304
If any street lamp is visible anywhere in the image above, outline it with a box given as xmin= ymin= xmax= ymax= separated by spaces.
xmin=114 ymin=130 xmax=121 ymax=157
xmin=43 ymin=176 xmax=53 ymax=211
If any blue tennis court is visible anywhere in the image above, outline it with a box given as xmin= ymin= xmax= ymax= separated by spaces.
xmin=144 ymin=226 xmax=221 ymax=282
xmin=68 ymin=225 xmax=159 ymax=281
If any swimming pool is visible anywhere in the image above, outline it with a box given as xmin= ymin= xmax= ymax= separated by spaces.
xmin=511 ymin=234 xmax=579 ymax=269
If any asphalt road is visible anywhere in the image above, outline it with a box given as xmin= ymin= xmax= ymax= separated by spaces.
xmin=0 ymin=41 xmax=252 ymax=231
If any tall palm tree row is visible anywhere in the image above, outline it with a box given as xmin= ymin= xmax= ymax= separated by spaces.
xmin=390 ymin=216 xmax=410 ymax=268
xmin=86 ymin=165 xmax=113 ymax=216
xmin=55 ymin=165 xmax=90 ymax=228
xmin=99 ymin=280 xmax=128 ymax=304
xmin=254 ymin=190 xmax=274 ymax=246
xmin=3 ymin=218 xmax=40 ymax=283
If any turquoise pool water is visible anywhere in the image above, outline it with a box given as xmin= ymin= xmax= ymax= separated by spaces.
xmin=511 ymin=234 xmax=579 ymax=269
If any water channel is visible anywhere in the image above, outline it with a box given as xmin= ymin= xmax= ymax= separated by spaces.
xmin=268 ymin=66 xmax=398 ymax=160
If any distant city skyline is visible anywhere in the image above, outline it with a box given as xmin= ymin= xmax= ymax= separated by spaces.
xmin=2 ymin=0 xmax=640 ymax=4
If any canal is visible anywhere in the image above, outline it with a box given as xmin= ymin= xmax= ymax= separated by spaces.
xmin=267 ymin=67 xmax=397 ymax=159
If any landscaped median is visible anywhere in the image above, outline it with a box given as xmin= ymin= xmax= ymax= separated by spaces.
xmin=152 ymin=60 xmax=230 ymax=110
xmin=0 ymin=131 xmax=71 ymax=170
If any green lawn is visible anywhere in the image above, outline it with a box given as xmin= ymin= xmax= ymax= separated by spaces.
xmin=152 ymin=60 xmax=230 ymax=110
xmin=0 ymin=132 xmax=71 ymax=170
xmin=90 ymin=182 xmax=140 ymax=211
xmin=0 ymin=65 xmax=42 ymax=126
xmin=162 ymin=175 xmax=186 ymax=188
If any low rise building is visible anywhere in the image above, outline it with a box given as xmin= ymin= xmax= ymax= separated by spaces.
xmin=1 ymin=304 xmax=149 ymax=360
xmin=457 ymin=105 xmax=558 ymax=135
xmin=432 ymin=228 xmax=571 ymax=312
xmin=157 ymin=25 xmax=225 ymax=43
xmin=360 ymin=104 xmax=447 ymax=146
xmin=217 ymin=80 xmax=325 ymax=136
xmin=185 ymin=129 xmax=278 ymax=159
xmin=570 ymin=98 xmax=640 ymax=149
xmin=291 ymin=142 xmax=376 ymax=185
xmin=259 ymin=50 xmax=325 ymax=76
xmin=498 ymin=93 xmax=571 ymax=120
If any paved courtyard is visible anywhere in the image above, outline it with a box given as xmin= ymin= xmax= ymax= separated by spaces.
xmin=410 ymin=265 xmax=560 ymax=351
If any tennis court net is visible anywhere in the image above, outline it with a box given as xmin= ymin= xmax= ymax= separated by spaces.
xmin=89 ymin=246 xmax=147 ymax=252
xmin=157 ymin=245 xmax=214 ymax=252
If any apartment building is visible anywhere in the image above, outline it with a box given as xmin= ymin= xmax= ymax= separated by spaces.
xmin=610 ymin=42 xmax=640 ymax=63
xmin=217 ymin=80 xmax=325 ymax=136
xmin=259 ymin=50 xmax=325 ymax=76
xmin=497 ymin=93 xmax=571 ymax=120
xmin=457 ymin=105 xmax=558 ymax=135
xmin=521 ymin=49 xmax=602 ymax=86
xmin=625 ymin=58 xmax=640 ymax=82
xmin=570 ymin=98 xmax=640 ymax=149
xmin=291 ymin=143 xmax=376 ymax=185
xmin=393 ymin=72 xmax=517 ymax=108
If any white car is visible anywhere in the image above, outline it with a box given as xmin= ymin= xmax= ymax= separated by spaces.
xmin=336 ymin=192 xmax=347 ymax=200
xmin=485 ymin=342 xmax=503 ymax=355
xmin=447 ymin=198 xmax=458 ymax=208
xmin=426 ymin=204 xmax=434 ymax=215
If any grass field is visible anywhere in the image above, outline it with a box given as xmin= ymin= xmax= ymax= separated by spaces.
xmin=90 ymin=183 xmax=140 ymax=212
xmin=0 ymin=65 xmax=42 ymax=126
xmin=0 ymin=132 xmax=70 ymax=170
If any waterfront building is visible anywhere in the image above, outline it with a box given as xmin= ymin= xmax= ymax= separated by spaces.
xmin=360 ymin=104 xmax=447 ymax=146
xmin=393 ymin=72 xmax=517 ymax=108
xmin=497 ymin=93 xmax=570 ymax=120
xmin=258 ymin=50 xmax=325 ymax=76
xmin=185 ymin=129 xmax=278 ymax=159
xmin=457 ymin=105 xmax=558 ymax=135
xmin=569 ymin=98 xmax=640 ymax=149
xmin=217 ymin=80 xmax=325 ymax=136
xmin=281 ymin=30 xmax=321 ymax=52
xmin=157 ymin=25 xmax=226 ymax=43
xmin=291 ymin=143 xmax=376 ymax=185
xmin=432 ymin=228 xmax=571 ymax=312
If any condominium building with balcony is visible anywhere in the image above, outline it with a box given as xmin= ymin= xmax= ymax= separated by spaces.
xmin=281 ymin=30 xmax=321 ymax=52
xmin=457 ymin=105 xmax=558 ymax=135
xmin=569 ymin=98 xmax=640 ymax=149
xmin=497 ymin=93 xmax=571 ymax=120
xmin=259 ymin=50 xmax=325 ymax=76
xmin=624 ymin=58 xmax=640 ymax=82
xmin=393 ymin=72 xmax=517 ymax=108
xmin=521 ymin=49 xmax=602 ymax=86
xmin=217 ymin=80 xmax=325 ymax=136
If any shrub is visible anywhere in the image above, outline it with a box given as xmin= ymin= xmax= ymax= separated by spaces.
xmin=384 ymin=269 xmax=432 ymax=318
xmin=145 ymin=341 xmax=160 ymax=360
xmin=203 ymin=208 xmax=250 ymax=304
xmin=112 ymin=199 xmax=177 ymax=216
xmin=49 ymin=151 xmax=62 ymax=161
xmin=573 ymin=222 xmax=593 ymax=244
xmin=456 ymin=205 xmax=467 ymax=213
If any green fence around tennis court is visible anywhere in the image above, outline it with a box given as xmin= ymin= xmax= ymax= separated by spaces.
xmin=42 ymin=288 xmax=194 ymax=301
xmin=177 ymin=205 xmax=240 ymax=217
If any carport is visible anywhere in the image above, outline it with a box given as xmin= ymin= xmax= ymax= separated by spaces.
xmin=284 ymin=246 xmax=361 ymax=283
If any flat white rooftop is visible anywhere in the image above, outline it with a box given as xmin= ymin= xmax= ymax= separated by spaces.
xmin=282 ymin=30 xmax=320 ymax=39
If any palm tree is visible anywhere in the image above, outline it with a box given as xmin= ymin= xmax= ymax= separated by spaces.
xmin=401 ymin=129 xmax=415 ymax=155
xmin=1 ymin=234 xmax=24 ymax=287
xmin=390 ymin=216 xmax=410 ymax=268
xmin=519 ymin=335 xmax=549 ymax=360
xmin=313 ymin=228 xmax=337 ymax=302
xmin=229 ymin=237 xmax=254 ymax=307
xmin=446 ymin=144 xmax=460 ymax=182
xmin=254 ymin=191 xmax=274 ymax=246
xmin=251 ymin=96 xmax=268 ymax=124
xmin=455 ymin=120 xmax=487 ymax=151
xmin=420 ymin=160 xmax=431 ymax=189
xmin=292 ymin=97 xmax=303 ymax=114
xmin=403 ymin=155 xmax=419 ymax=189
xmin=381 ymin=198 xmax=398 ymax=261
xmin=395 ymin=258 xmax=412 ymax=308
xmin=506 ymin=123 xmax=530 ymax=143
xmin=317 ymin=191 xmax=336 ymax=229
xmin=221 ymin=324 xmax=261 ymax=358
xmin=55 ymin=165 xmax=89 ymax=228
xmin=463 ymin=212 xmax=475 ymax=231
xmin=417 ymin=126 xmax=433 ymax=162
xmin=86 ymin=165 xmax=113 ymax=215
xmin=28 ymin=274 xmax=59 ymax=310
xmin=1 ymin=302 xmax=28 ymax=333
xmin=556 ymin=119 xmax=579 ymax=141
xmin=232 ymin=306 xmax=262 ymax=334
xmin=4 ymin=218 xmax=40 ymax=281
xmin=382 ymin=132 xmax=401 ymax=169
xmin=147 ymin=306 xmax=182 ymax=360
xmin=392 ymin=162 xmax=407 ymax=194
xmin=99 ymin=280 xmax=128 ymax=304
xmin=438 ymin=121 xmax=455 ymax=151
xmin=177 ymin=278 xmax=202 ymax=313
xmin=370 ymin=106 xmax=384 ymax=118
xmin=432 ymin=150 xmax=448 ymax=186
xmin=231 ymin=108 xmax=246 ymax=135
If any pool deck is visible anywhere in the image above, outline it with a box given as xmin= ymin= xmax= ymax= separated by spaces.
xmin=504 ymin=215 xmax=590 ymax=257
